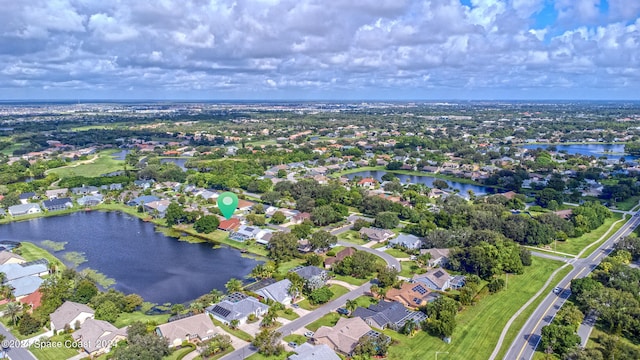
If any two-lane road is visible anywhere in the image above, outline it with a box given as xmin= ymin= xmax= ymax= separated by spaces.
xmin=504 ymin=213 xmax=640 ymax=360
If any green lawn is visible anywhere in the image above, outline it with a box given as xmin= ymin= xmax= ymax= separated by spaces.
xmin=613 ymin=196 xmax=640 ymax=211
xmin=399 ymin=261 xmax=422 ymax=277
xmin=245 ymin=353 xmax=288 ymax=360
xmin=337 ymin=230 xmax=369 ymax=245
xmin=305 ymin=312 xmax=342 ymax=332
xmin=276 ymin=309 xmax=300 ymax=321
xmin=18 ymin=242 xmax=66 ymax=270
xmin=385 ymin=248 xmax=413 ymax=258
xmin=297 ymin=285 xmax=349 ymax=311
xmin=283 ymin=334 xmax=307 ymax=345
xmin=49 ymin=150 xmax=124 ymax=178
xmin=0 ymin=142 xmax=25 ymax=156
xmin=385 ymin=257 xmax=565 ymax=360
xmin=114 ymin=311 xmax=170 ymax=328
xmin=210 ymin=317 xmax=253 ymax=342
xmin=331 ymin=274 xmax=368 ymax=286
xmin=29 ymin=334 xmax=80 ymax=360
xmin=494 ymin=264 xmax=573 ymax=360
xmin=549 ymin=213 xmax=625 ymax=257
xmin=163 ymin=343 xmax=196 ymax=360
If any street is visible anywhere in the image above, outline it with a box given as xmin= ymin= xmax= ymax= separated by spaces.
xmin=0 ymin=323 xmax=37 ymax=360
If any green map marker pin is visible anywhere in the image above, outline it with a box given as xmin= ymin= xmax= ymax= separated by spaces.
xmin=218 ymin=192 xmax=239 ymax=220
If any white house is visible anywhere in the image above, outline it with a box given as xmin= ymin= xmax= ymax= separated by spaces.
xmin=50 ymin=301 xmax=95 ymax=332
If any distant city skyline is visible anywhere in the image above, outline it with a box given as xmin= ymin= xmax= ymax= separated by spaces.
xmin=1 ymin=0 xmax=639 ymax=100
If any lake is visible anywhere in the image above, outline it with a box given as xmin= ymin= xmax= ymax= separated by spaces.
xmin=160 ymin=158 xmax=188 ymax=171
xmin=522 ymin=143 xmax=638 ymax=162
xmin=344 ymin=170 xmax=495 ymax=197
xmin=0 ymin=211 xmax=260 ymax=304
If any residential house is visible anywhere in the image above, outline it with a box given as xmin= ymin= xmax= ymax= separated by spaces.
xmin=72 ymin=318 xmax=127 ymax=356
xmin=255 ymin=229 xmax=275 ymax=245
xmin=0 ymin=262 xmax=49 ymax=281
xmin=8 ymin=203 xmax=41 ymax=216
xmin=385 ymin=282 xmax=439 ymax=309
xmin=7 ymin=276 xmax=44 ymax=299
xmin=352 ymin=300 xmax=427 ymax=330
xmin=288 ymin=343 xmax=340 ymax=360
xmin=50 ymin=301 xmax=95 ymax=331
xmin=0 ymin=208 xmax=5 ymax=217
xmin=144 ymin=199 xmax=172 ymax=217
xmin=229 ymin=225 xmax=265 ymax=242
xmin=18 ymin=192 xmax=37 ymax=204
xmin=237 ymin=199 xmax=255 ymax=212
xmin=324 ymin=247 xmax=356 ymax=269
xmin=133 ymin=179 xmax=154 ymax=189
xmin=45 ymin=188 xmax=68 ymax=199
xmin=388 ymin=234 xmax=422 ymax=250
xmin=312 ymin=317 xmax=373 ymax=355
xmin=0 ymin=251 xmax=25 ymax=265
xmin=206 ymin=293 xmax=269 ymax=326
xmin=359 ymin=227 xmax=395 ymax=242
xmin=77 ymin=194 xmax=104 ymax=206
xmin=71 ymin=186 xmax=99 ymax=196
xmin=413 ymin=268 xmax=457 ymax=291
xmin=254 ymin=279 xmax=293 ymax=305
xmin=19 ymin=289 xmax=43 ymax=311
xmin=291 ymin=266 xmax=327 ymax=290
xmin=42 ymin=197 xmax=73 ymax=211
xmin=291 ymin=212 xmax=311 ymax=224
xmin=357 ymin=178 xmax=377 ymax=188
xmin=420 ymin=248 xmax=451 ymax=268
xmin=155 ymin=313 xmax=218 ymax=348
xmin=218 ymin=218 xmax=241 ymax=232
xmin=127 ymin=195 xmax=160 ymax=207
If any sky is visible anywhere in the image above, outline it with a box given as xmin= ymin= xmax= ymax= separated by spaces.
xmin=1 ymin=0 xmax=640 ymax=101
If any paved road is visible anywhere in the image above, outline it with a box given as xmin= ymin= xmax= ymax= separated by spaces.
xmin=529 ymin=251 xmax=572 ymax=262
xmin=577 ymin=311 xmax=597 ymax=347
xmin=0 ymin=323 xmax=37 ymax=360
xmin=221 ymin=282 xmax=372 ymax=360
xmin=503 ymin=213 xmax=640 ymax=360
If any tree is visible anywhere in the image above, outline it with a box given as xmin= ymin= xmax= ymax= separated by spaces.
xmin=252 ymin=329 xmax=284 ymax=356
xmin=308 ymin=286 xmax=334 ymax=305
xmin=554 ymin=303 xmax=584 ymax=330
xmin=5 ymin=302 xmax=22 ymax=325
xmin=95 ymin=300 xmax=121 ymax=323
xmin=353 ymin=334 xmax=389 ymax=357
xmin=377 ymin=266 xmax=399 ymax=288
xmin=539 ymin=324 xmax=581 ymax=357
xmin=352 ymin=218 xmax=370 ymax=231
xmin=286 ymin=272 xmax=304 ymax=301
xmin=433 ymin=179 xmax=449 ymax=189
xmin=268 ymin=232 xmax=299 ymax=262
xmin=72 ymin=279 xmax=98 ymax=304
xmin=0 ymin=192 xmax=19 ymax=208
xmin=201 ymin=334 xmax=233 ymax=357
xmin=270 ymin=211 xmax=286 ymax=224
xmin=345 ymin=299 xmax=358 ymax=313
xmin=487 ymin=278 xmax=505 ymax=293
xmin=112 ymin=326 xmax=169 ymax=360
xmin=374 ymin=211 xmax=400 ymax=229
xmin=18 ymin=313 xmax=41 ymax=336
xmin=291 ymin=220 xmax=313 ymax=239
xmin=164 ymin=202 xmax=186 ymax=225
xmin=401 ymin=319 xmax=419 ymax=336
xmin=170 ymin=304 xmax=185 ymax=315
xmin=309 ymin=230 xmax=337 ymax=251
xmin=194 ymin=215 xmax=220 ymax=233
xmin=225 ymin=278 xmax=243 ymax=293
xmin=311 ymin=205 xmax=341 ymax=226
xmin=123 ymin=294 xmax=144 ymax=312
xmin=423 ymin=297 xmax=458 ymax=338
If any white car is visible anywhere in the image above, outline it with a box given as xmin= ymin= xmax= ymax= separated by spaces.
xmin=304 ymin=331 xmax=315 ymax=338
xmin=553 ymin=287 xmax=562 ymax=294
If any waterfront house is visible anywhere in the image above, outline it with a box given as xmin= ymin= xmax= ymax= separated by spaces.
xmin=7 ymin=276 xmax=44 ymax=299
xmin=0 ymin=262 xmax=48 ymax=281
xmin=8 ymin=203 xmax=41 ymax=216
xmin=45 ymin=188 xmax=68 ymax=199
xmin=127 ymin=195 xmax=160 ymax=207
xmin=155 ymin=313 xmax=218 ymax=348
xmin=0 ymin=251 xmax=25 ymax=265
xmin=77 ymin=194 xmax=104 ymax=206
xmin=18 ymin=192 xmax=37 ymax=204
xmin=50 ymin=301 xmax=95 ymax=331
xmin=255 ymin=279 xmax=293 ymax=305
xmin=72 ymin=318 xmax=127 ymax=357
xmin=42 ymin=197 xmax=73 ymax=211
xmin=218 ymin=218 xmax=241 ymax=232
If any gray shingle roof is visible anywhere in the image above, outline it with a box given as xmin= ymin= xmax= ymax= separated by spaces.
xmin=50 ymin=301 xmax=95 ymax=330
xmin=288 ymin=343 xmax=340 ymax=360
xmin=255 ymin=279 xmax=291 ymax=304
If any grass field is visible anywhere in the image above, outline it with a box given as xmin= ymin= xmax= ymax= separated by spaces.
xmin=305 ymin=312 xmax=342 ymax=332
xmin=548 ymin=213 xmax=625 ymax=256
xmin=399 ymin=260 xmax=421 ymax=277
xmin=29 ymin=335 xmax=79 ymax=360
xmin=385 ymin=248 xmax=413 ymax=258
xmin=297 ymin=284 xmax=350 ymax=311
xmin=113 ymin=310 xmax=170 ymax=328
xmin=49 ymin=150 xmax=124 ymax=178
xmin=613 ymin=196 xmax=640 ymax=211
xmin=384 ymin=257 xmax=564 ymax=360
xmin=331 ymin=274 xmax=368 ymax=286
xmin=494 ymin=264 xmax=573 ymax=360
xmin=18 ymin=242 xmax=66 ymax=270
xmin=336 ymin=230 xmax=369 ymax=245
xmin=0 ymin=142 xmax=25 ymax=156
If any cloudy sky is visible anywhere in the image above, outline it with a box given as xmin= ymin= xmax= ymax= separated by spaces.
xmin=1 ymin=0 xmax=639 ymax=100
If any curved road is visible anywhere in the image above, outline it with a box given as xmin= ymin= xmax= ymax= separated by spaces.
xmin=503 ymin=213 xmax=640 ymax=360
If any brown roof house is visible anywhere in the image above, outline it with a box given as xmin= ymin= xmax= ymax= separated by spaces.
xmin=313 ymin=317 xmax=372 ymax=355
xmin=412 ymin=268 xmax=464 ymax=292
xmin=420 ymin=248 xmax=451 ymax=268
xmin=385 ymin=282 xmax=438 ymax=309
xmin=324 ymin=247 xmax=356 ymax=269
xmin=0 ymin=251 xmax=26 ymax=265
xmin=50 ymin=301 xmax=95 ymax=332
xmin=155 ymin=313 xmax=219 ymax=348
xmin=72 ymin=318 xmax=127 ymax=356
xmin=218 ymin=218 xmax=241 ymax=231
xmin=359 ymin=227 xmax=395 ymax=242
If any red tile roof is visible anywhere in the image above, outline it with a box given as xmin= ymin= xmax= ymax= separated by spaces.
xmin=19 ymin=289 xmax=43 ymax=310
xmin=218 ymin=218 xmax=240 ymax=231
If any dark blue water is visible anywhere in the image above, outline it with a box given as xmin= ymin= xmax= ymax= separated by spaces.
xmin=522 ymin=143 xmax=638 ymax=162
xmin=160 ymin=158 xmax=188 ymax=171
xmin=0 ymin=211 xmax=259 ymax=304
xmin=344 ymin=170 xmax=494 ymax=197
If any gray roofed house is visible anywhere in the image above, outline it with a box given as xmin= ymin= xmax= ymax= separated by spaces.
xmin=291 ymin=266 xmax=327 ymax=290
xmin=155 ymin=313 xmax=218 ymax=348
xmin=45 ymin=188 xmax=68 ymax=199
xmin=42 ymin=197 xmax=73 ymax=211
xmin=206 ymin=293 xmax=269 ymax=325
xmin=420 ymin=248 xmax=451 ymax=267
xmin=8 ymin=203 xmax=41 ymax=216
xmin=50 ymin=301 xmax=95 ymax=331
xmin=134 ymin=179 xmax=154 ymax=189
xmin=229 ymin=225 xmax=262 ymax=242
xmin=7 ymin=276 xmax=44 ymax=298
xmin=0 ymin=262 xmax=48 ymax=281
xmin=413 ymin=268 xmax=455 ymax=291
xmin=352 ymin=300 xmax=427 ymax=331
xmin=255 ymin=279 xmax=292 ymax=305
xmin=71 ymin=186 xmax=99 ymax=195
xmin=388 ymin=234 xmax=422 ymax=250
xmin=359 ymin=227 xmax=395 ymax=242
xmin=19 ymin=192 xmax=37 ymax=204
xmin=288 ymin=343 xmax=340 ymax=360
xmin=77 ymin=194 xmax=104 ymax=206
xmin=127 ymin=195 xmax=160 ymax=206
xmin=0 ymin=251 xmax=25 ymax=265
xmin=72 ymin=318 xmax=127 ymax=356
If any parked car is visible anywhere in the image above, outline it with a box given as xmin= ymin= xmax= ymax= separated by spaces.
xmin=304 ymin=331 xmax=315 ymax=338
xmin=288 ymin=342 xmax=298 ymax=349
xmin=337 ymin=307 xmax=349 ymax=315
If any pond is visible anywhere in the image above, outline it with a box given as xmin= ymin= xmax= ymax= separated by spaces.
xmin=160 ymin=158 xmax=188 ymax=171
xmin=522 ymin=143 xmax=638 ymax=162
xmin=0 ymin=211 xmax=260 ymax=304
xmin=344 ymin=170 xmax=495 ymax=197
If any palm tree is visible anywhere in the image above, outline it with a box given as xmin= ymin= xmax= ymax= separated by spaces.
xmin=5 ymin=302 xmax=22 ymax=325
xmin=401 ymin=319 xmax=418 ymax=336
xmin=288 ymin=276 xmax=304 ymax=302
xmin=345 ymin=299 xmax=358 ymax=314
xmin=229 ymin=319 xmax=240 ymax=329
xmin=189 ymin=302 xmax=204 ymax=314
xmin=225 ymin=278 xmax=243 ymax=294
xmin=210 ymin=289 xmax=224 ymax=303
xmin=369 ymin=284 xmax=380 ymax=298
